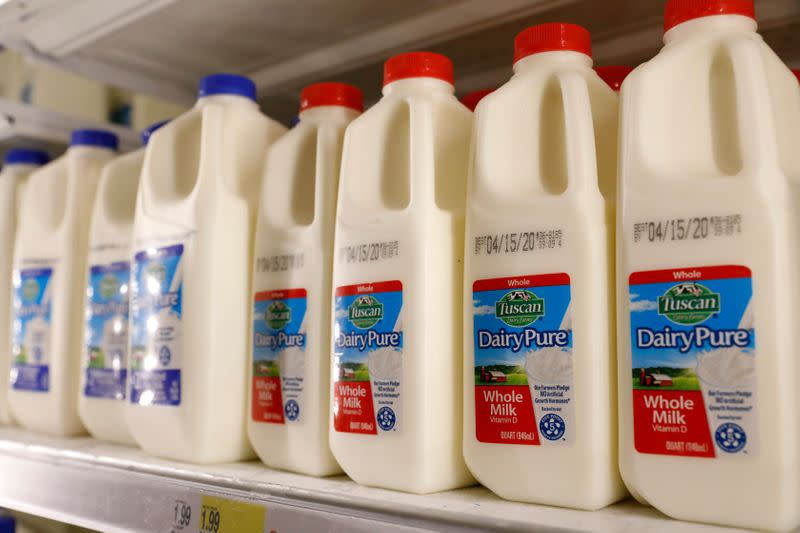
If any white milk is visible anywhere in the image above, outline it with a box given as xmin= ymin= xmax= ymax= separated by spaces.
xmin=8 ymin=130 xmax=118 ymax=436
xmin=463 ymin=23 xmax=625 ymax=510
xmin=126 ymin=74 xmax=286 ymax=463
xmin=248 ymin=82 xmax=362 ymax=476
xmin=330 ymin=52 xmax=475 ymax=493
xmin=618 ymin=1 xmax=800 ymax=530
xmin=78 ymin=122 xmax=167 ymax=445
xmin=0 ymin=149 xmax=49 ymax=425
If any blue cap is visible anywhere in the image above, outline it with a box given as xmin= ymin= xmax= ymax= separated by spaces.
xmin=4 ymin=148 xmax=49 ymax=166
xmin=0 ymin=515 xmax=15 ymax=533
xmin=198 ymin=73 xmax=256 ymax=101
xmin=70 ymin=129 xmax=119 ymax=151
xmin=140 ymin=120 xmax=169 ymax=146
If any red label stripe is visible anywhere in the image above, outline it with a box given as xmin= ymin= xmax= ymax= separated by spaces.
xmin=254 ymin=288 xmax=307 ymax=301
xmin=473 ymin=273 xmax=570 ymax=293
xmin=629 ymin=265 xmax=751 ymax=286
xmin=335 ymin=280 xmax=403 ymax=297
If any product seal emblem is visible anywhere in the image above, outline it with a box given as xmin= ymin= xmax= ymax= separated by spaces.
xmin=265 ymin=300 xmax=291 ymax=330
xmin=657 ymin=282 xmax=720 ymax=325
xmin=495 ymin=290 xmax=544 ymax=327
xmin=349 ymin=295 xmax=383 ymax=329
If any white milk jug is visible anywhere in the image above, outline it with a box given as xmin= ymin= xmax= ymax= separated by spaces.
xmin=618 ymin=1 xmax=800 ymax=530
xmin=463 ymin=23 xmax=625 ymax=510
xmin=8 ymin=130 xmax=118 ymax=436
xmin=78 ymin=121 xmax=167 ymax=445
xmin=330 ymin=52 xmax=475 ymax=493
xmin=249 ymin=82 xmax=362 ymax=476
xmin=0 ymin=149 xmax=49 ymax=425
xmin=126 ymin=74 xmax=286 ymax=463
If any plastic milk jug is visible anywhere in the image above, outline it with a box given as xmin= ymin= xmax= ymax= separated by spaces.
xmin=618 ymin=1 xmax=800 ymax=530
xmin=78 ymin=122 xmax=167 ymax=445
xmin=330 ymin=52 xmax=475 ymax=493
xmin=463 ymin=23 xmax=625 ymax=510
xmin=0 ymin=149 xmax=49 ymax=425
xmin=249 ymin=82 xmax=362 ymax=475
xmin=125 ymin=74 xmax=286 ymax=463
xmin=8 ymin=130 xmax=118 ymax=436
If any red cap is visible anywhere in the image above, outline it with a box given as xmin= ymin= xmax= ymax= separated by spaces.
xmin=461 ymin=89 xmax=495 ymax=112
xmin=383 ymin=52 xmax=454 ymax=86
xmin=793 ymin=70 xmax=800 ymax=84
xmin=514 ymin=23 xmax=592 ymax=64
xmin=299 ymin=82 xmax=363 ymax=113
xmin=664 ymin=0 xmax=755 ymax=34
xmin=595 ymin=66 xmax=634 ymax=91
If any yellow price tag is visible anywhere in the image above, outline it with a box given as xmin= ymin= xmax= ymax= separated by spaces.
xmin=198 ymin=495 xmax=265 ymax=533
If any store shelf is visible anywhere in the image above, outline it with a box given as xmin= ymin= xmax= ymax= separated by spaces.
xmin=0 ymin=427 xmax=747 ymax=533
xmin=0 ymin=98 xmax=140 ymax=156
xmin=2 ymin=0 xmax=798 ymax=124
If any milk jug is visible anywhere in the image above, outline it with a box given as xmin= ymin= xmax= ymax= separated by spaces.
xmin=330 ymin=52 xmax=475 ymax=493
xmin=126 ymin=74 xmax=286 ymax=463
xmin=595 ymin=66 xmax=633 ymax=91
xmin=0 ymin=149 xmax=49 ymax=425
xmin=78 ymin=121 xmax=167 ymax=445
xmin=618 ymin=1 xmax=800 ymax=530
xmin=8 ymin=130 xmax=118 ymax=436
xmin=249 ymin=82 xmax=362 ymax=476
xmin=463 ymin=23 xmax=625 ymax=510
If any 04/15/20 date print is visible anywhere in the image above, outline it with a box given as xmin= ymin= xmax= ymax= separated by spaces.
xmin=633 ymin=215 xmax=742 ymax=244
xmin=474 ymin=230 xmax=563 ymax=256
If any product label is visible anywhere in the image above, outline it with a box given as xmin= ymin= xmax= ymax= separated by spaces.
xmin=629 ymin=265 xmax=757 ymax=458
xmin=84 ymin=262 xmax=129 ymax=400
xmin=473 ymin=274 xmax=574 ymax=445
xmin=251 ymin=288 xmax=307 ymax=424
xmin=10 ymin=266 xmax=54 ymax=392
xmin=130 ymin=244 xmax=184 ymax=406
xmin=332 ymin=281 xmax=403 ymax=435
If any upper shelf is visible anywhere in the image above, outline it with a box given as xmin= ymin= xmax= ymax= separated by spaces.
xmin=0 ymin=427 xmax=747 ymax=533
xmin=0 ymin=0 xmax=798 ymax=124
xmin=0 ymin=98 xmax=140 ymax=156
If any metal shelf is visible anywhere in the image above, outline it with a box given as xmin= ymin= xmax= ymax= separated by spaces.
xmin=0 ymin=427 xmax=746 ymax=533
xmin=2 ymin=0 xmax=798 ymax=125
xmin=0 ymin=98 xmax=140 ymax=156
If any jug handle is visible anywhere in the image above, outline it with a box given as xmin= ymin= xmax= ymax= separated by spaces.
xmin=726 ymin=37 xmax=782 ymax=180
xmin=557 ymin=71 xmax=600 ymax=197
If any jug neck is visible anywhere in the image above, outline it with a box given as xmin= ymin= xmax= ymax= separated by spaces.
xmin=67 ymin=145 xmax=115 ymax=157
xmin=298 ymin=106 xmax=360 ymax=125
xmin=382 ymin=77 xmax=454 ymax=98
xmin=513 ymin=51 xmax=593 ymax=75
xmin=2 ymin=163 xmax=39 ymax=175
xmin=664 ymin=14 xmax=757 ymax=45
xmin=195 ymin=93 xmax=258 ymax=109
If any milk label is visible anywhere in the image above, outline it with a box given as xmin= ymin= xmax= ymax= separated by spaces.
xmin=333 ymin=281 xmax=403 ymax=435
xmin=252 ymin=289 xmax=307 ymax=424
xmin=473 ymin=274 xmax=574 ymax=445
xmin=129 ymin=244 xmax=184 ymax=406
xmin=629 ymin=265 xmax=757 ymax=458
xmin=84 ymin=261 xmax=129 ymax=399
xmin=10 ymin=265 xmax=54 ymax=392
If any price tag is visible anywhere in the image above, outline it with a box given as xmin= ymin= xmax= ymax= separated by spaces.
xmin=169 ymin=494 xmax=266 ymax=533
xmin=198 ymin=495 xmax=266 ymax=533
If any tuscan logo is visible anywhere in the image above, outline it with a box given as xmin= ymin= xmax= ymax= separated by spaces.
xmin=265 ymin=300 xmax=291 ymax=330
xmin=99 ymin=273 xmax=120 ymax=300
xmin=349 ymin=295 xmax=383 ymax=329
xmin=21 ymin=278 xmax=39 ymax=302
xmin=658 ymin=282 xmax=720 ymax=325
xmin=145 ymin=263 xmax=166 ymax=286
xmin=496 ymin=290 xmax=544 ymax=327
